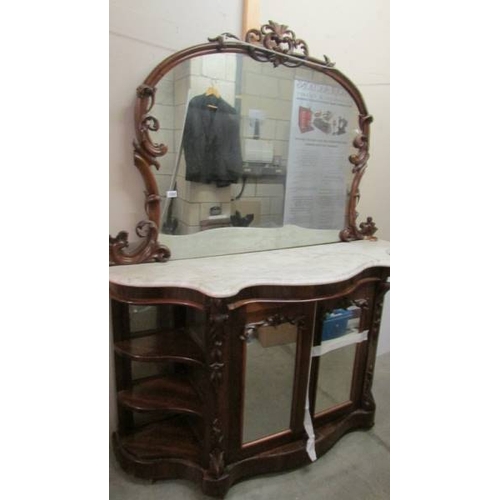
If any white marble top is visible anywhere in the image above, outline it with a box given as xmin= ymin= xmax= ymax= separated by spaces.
xmin=109 ymin=239 xmax=390 ymax=298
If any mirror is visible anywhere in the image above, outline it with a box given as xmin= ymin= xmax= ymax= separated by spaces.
xmin=242 ymin=322 xmax=297 ymax=444
xmin=314 ymin=344 xmax=357 ymax=415
xmin=148 ymin=53 xmax=359 ymax=259
xmin=109 ymin=22 xmax=376 ymax=265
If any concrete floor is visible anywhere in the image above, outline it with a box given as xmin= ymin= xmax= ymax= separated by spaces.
xmin=110 ymin=352 xmax=390 ymax=499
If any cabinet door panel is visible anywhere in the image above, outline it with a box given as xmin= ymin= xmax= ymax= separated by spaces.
xmin=243 ymin=332 xmax=297 ymax=443
xmin=314 ymin=343 xmax=357 ymax=415
xmin=240 ymin=302 xmax=315 ymax=448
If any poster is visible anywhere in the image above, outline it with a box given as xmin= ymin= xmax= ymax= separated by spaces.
xmin=283 ymin=79 xmax=354 ymax=230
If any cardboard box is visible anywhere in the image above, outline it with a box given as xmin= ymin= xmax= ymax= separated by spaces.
xmin=257 ymin=322 xmax=297 ymax=348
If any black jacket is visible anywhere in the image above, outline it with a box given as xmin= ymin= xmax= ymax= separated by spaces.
xmin=182 ymin=94 xmax=242 ymax=187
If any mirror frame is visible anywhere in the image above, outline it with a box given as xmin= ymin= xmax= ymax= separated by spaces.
xmin=109 ymin=21 xmax=378 ymax=266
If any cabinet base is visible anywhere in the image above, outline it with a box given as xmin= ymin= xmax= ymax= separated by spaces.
xmin=112 ymin=407 xmax=375 ymax=498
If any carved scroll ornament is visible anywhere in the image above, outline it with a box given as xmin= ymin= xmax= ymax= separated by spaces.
xmin=109 ymin=220 xmax=170 ymax=266
xmin=340 ymin=112 xmax=378 ymax=241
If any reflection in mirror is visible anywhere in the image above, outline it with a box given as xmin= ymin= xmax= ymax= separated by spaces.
xmin=314 ymin=344 xmax=357 ymax=415
xmin=129 ymin=304 xmax=158 ymax=334
xmin=148 ymin=52 xmax=360 ymax=259
xmin=242 ymin=322 xmax=297 ymax=444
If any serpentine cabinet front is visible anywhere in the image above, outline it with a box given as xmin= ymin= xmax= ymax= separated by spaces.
xmin=109 ymin=243 xmax=389 ymax=498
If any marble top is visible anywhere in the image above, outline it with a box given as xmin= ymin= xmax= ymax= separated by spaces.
xmin=109 ymin=239 xmax=390 ymax=298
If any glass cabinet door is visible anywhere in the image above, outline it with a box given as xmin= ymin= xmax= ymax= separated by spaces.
xmin=240 ymin=303 xmax=314 ymax=447
xmin=313 ymin=344 xmax=357 ymax=415
xmin=312 ymin=299 xmax=368 ymax=416
xmin=243 ymin=326 xmax=298 ymax=443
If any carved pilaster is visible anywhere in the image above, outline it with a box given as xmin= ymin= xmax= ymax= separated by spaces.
xmin=361 ymin=279 xmax=390 ymax=410
xmin=209 ymin=418 xmax=225 ymax=478
xmin=206 ymin=299 xmax=229 ymax=478
xmin=208 ymin=299 xmax=229 ymax=387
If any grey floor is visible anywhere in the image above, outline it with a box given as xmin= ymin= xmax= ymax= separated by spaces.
xmin=110 ymin=352 xmax=390 ymax=499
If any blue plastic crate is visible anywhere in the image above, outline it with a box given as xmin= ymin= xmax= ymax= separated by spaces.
xmin=321 ymin=309 xmax=353 ymax=341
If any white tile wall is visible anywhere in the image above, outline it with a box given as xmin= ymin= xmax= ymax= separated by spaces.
xmin=155 ymin=104 xmax=175 ymax=130
xmin=155 ymin=77 xmax=174 ymax=105
xmin=155 ymin=173 xmax=172 ymax=199
xmin=179 ymin=199 xmax=201 ymax=226
xmin=270 ymin=197 xmax=284 ymax=215
xmin=242 ymin=57 xmax=262 ymax=74
xmin=262 ymin=63 xmax=293 ymax=79
xmin=255 ymin=181 xmax=284 ymax=198
xmin=260 ymin=214 xmax=283 ymax=227
xmin=275 ymin=120 xmax=291 ymax=141
xmin=174 ymin=76 xmax=190 ymax=105
xmin=176 ymin=221 xmax=202 ymax=235
xmin=243 ymin=72 xmax=280 ymax=97
xmin=200 ymin=202 xmax=231 ymax=219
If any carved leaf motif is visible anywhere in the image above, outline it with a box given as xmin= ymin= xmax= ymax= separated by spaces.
xmin=109 ymin=231 xmax=128 ymax=247
xmin=208 ymin=299 xmax=228 ymax=388
xmin=359 ymin=217 xmax=378 ymax=239
xmin=209 ymin=449 xmax=225 ymax=478
xmin=242 ymin=314 xmax=305 ymax=341
xmin=136 ymin=84 xmax=156 ymax=113
xmin=247 ymin=20 xmax=308 ymax=57
xmin=209 ymin=414 xmax=225 ymax=478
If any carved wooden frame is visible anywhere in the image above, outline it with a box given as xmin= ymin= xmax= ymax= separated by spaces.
xmin=109 ymin=20 xmax=377 ymax=265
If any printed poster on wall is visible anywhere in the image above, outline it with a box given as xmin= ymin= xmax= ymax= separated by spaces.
xmin=283 ymin=79 xmax=354 ymax=230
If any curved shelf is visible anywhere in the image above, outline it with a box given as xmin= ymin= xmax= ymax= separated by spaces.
xmin=115 ymin=416 xmax=202 ymax=462
xmin=118 ymin=376 xmax=203 ymax=417
xmin=114 ymin=328 xmax=204 ymax=366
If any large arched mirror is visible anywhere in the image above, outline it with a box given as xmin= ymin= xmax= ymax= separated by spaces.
xmin=109 ymin=22 xmax=377 ymax=265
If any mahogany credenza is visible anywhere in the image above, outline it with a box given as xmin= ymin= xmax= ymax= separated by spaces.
xmin=109 ymin=240 xmax=389 ymax=497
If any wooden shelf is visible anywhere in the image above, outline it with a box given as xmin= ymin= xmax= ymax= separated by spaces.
xmin=118 ymin=376 xmax=203 ymax=417
xmin=117 ymin=416 xmax=202 ymax=462
xmin=114 ymin=329 xmax=204 ymax=365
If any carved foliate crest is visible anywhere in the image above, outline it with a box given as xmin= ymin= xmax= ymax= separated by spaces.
xmin=245 ymin=20 xmax=308 ymax=66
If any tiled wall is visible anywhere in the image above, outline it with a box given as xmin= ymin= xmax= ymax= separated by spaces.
xmin=170 ymin=55 xmax=238 ymax=234
xmin=234 ymin=61 xmax=350 ymax=228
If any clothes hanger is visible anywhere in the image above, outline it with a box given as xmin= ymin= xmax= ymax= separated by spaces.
xmin=205 ymin=80 xmax=220 ymax=109
xmin=205 ymin=86 xmax=220 ymax=98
